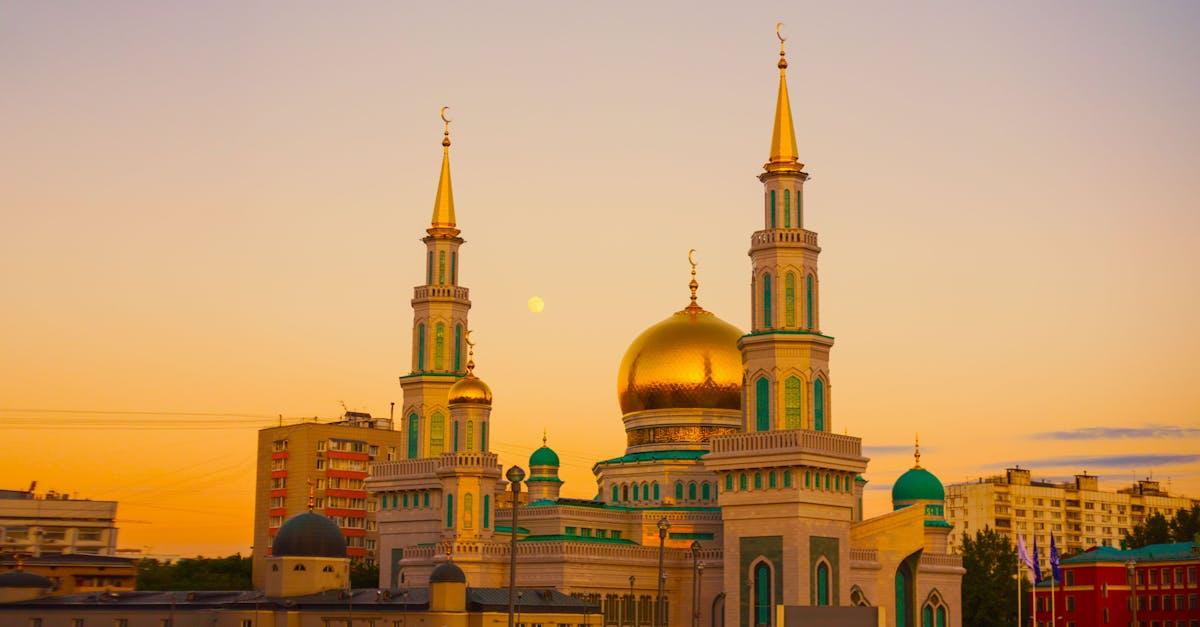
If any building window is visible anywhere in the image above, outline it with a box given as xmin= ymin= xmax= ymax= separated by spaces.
xmin=453 ymin=420 xmax=459 ymax=452
xmin=434 ymin=323 xmax=445 ymax=370
xmin=813 ymin=379 xmax=825 ymax=431
xmin=416 ymin=323 xmax=426 ymax=370
xmin=465 ymin=420 xmax=474 ymax=452
xmin=481 ymin=422 xmax=488 ymax=452
xmin=755 ymin=376 xmax=771 ymax=431
xmin=816 ymin=561 xmax=831 ymax=606
xmin=446 ymin=494 xmax=454 ymax=528
xmin=688 ymin=482 xmax=698 ymax=500
xmin=784 ymin=376 xmax=802 ymax=429
xmin=725 ymin=474 xmax=733 ymax=491
xmin=739 ymin=473 xmax=748 ymax=491
xmin=463 ymin=493 xmax=474 ymax=529
xmin=450 ymin=251 xmax=458 ymax=284
xmin=702 ymin=482 xmax=712 ymax=500
xmin=454 ymin=324 xmax=463 ymax=371
xmin=438 ymin=250 xmax=446 ymax=285
xmin=783 ymin=189 xmax=791 ymax=228
xmin=805 ymin=274 xmax=815 ymax=330
xmin=483 ymin=495 xmax=490 ymax=529
xmin=613 ymin=484 xmax=620 ymax=502
xmin=754 ymin=473 xmax=763 ymax=489
xmin=754 ymin=562 xmax=773 ymax=623
xmin=768 ymin=472 xmax=777 ymax=488
xmin=769 ymin=190 xmax=776 ymax=228
xmin=406 ymin=413 xmax=419 ymax=459
xmin=429 ymin=412 xmax=445 ymax=456
xmin=785 ymin=272 xmax=796 ymax=327
xmin=653 ymin=482 xmax=660 ymax=501
xmin=783 ymin=471 xmax=792 ymax=488
xmin=762 ymin=273 xmax=773 ymax=327
xmin=427 ymin=251 xmax=433 ymax=284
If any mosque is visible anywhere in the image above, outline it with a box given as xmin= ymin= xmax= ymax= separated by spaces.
xmin=365 ymin=32 xmax=965 ymax=627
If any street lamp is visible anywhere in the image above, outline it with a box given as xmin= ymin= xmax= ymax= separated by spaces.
xmin=506 ymin=465 xmax=527 ymax=627
xmin=1125 ymin=559 xmax=1138 ymax=627
xmin=656 ymin=517 xmax=671 ymax=627
xmin=690 ymin=542 xmax=702 ymax=627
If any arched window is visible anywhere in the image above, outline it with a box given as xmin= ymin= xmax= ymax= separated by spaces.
xmin=936 ymin=606 xmax=946 ymax=627
xmin=805 ymin=274 xmax=815 ymax=330
xmin=784 ymin=377 xmax=802 ymax=429
xmin=755 ymin=377 xmax=771 ymax=431
xmin=739 ymin=473 xmax=748 ymax=491
xmin=825 ymin=474 xmax=831 ymax=490
xmin=434 ymin=323 xmax=445 ymax=370
xmin=688 ymin=482 xmax=697 ymax=500
xmin=402 ymin=493 xmax=408 ymax=508
xmin=451 ymin=251 xmax=458 ymax=285
xmin=675 ymin=481 xmax=684 ymax=500
xmin=816 ymin=562 xmax=830 ymax=606
xmin=643 ymin=483 xmax=651 ymax=501
xmin=804 ymin=471 xmax=811 ymax=488
xmin=406 ymin=413 xmax=419 ymax=459
xmin=762 ymin=274 xmax=773 ymax=327
xmin=754 ymin=473 xmax=763 ymax=489
xmin=454 ymin=324 xmax=463 ymax=371
xmin=725 ymin=474 xmax=733 ymax=491
xmin=652 ymin=482 xmax=660 ymax=501
xmin=426 ymin=251 xmax=433 ymax=284
xmin=429 ymin=412 xmax=445 ymax=456
xmin=463 ymin=492 xmax=474 ymax=529
xmin=702 ymin=482 xmax=711 ymax=500
xmin=445 ymin=494 xmax=454 ymax=528
xmin=768 ymin=472 xmax=777 ymax=488
xmin=814 ymin=379 xmax=825 ymax=431
xmin=922 ymin=606 xmax=933 ymax=627
xmin=294 ymin=564 xmax=306 ymax=572
xmin=416 ymin=324 xmax=426 ymax=370
xmin=322 ymin=565 xmax=334 ymax=573
xmin=438 ymin=250 xmax=446 ymax=285
xmin=754 ymin=562 xmax=772 ymax=626
xmin=452 ymin=421 xmax=459 ymax=452
xmin=481 ymin=422 xmax=488 ymax=452
xmin=483 ymin=495 xmax=491 ymax=528
xmin=465 ymin=420 xmax=474 ymax=452
xmin=613 ymin=484 xmax=620 ymax=502
xmin=784 ymin=273 xmax=796 ymax=327
xmin=895 ymin=563 xmax=914 ymax=627
xmin=623 ymin=484 xmax=630 ymax=501
xmin=783 ymin=471 xmax=792 ymax=488
xmin=783 ymin=189 xmax=791 ymax=228
xmin=423 ymin=491 xmax=430 ymax=507
xmin=796 ymin=188 xmax=803 ymax=227
xmin=769 ymin=190 xmax=777 ymax=228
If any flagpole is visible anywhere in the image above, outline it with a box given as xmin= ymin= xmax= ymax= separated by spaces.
xmin=1016 ymin=547 xmax=1022 ymax=627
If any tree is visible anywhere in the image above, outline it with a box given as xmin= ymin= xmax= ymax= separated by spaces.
xmin=350 ymin=559 xmax=379 ymax=588
xmin=1123 ymin=505 xmax=1200 ymax=549
xmin=960 ymin=527 xmax=1028 ymax=627
xmin=136 ymin=554 xmax=253 ymax=591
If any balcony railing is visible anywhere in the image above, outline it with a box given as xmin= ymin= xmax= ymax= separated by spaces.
xmin=709 ymin=429 xmax=862 ymax=458
xmin=413 ymin=285 xmax=470 ymax=301
xmin=750 ymin=229 xmax=819 ymax=248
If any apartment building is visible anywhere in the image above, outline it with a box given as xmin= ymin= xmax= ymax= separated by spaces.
xmin=946 ymin=467 xmax=1199 ymax=557
xmin=251 ymin=411 xmax=404 ymax=586
xmin=0 ymin=486 xmax=119 ymax=557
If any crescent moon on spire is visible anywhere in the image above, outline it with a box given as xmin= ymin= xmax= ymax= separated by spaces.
xmin=688 ymin=249 xmax=697 ymax=268
xmin=776 ymin=22 xmax=785 ymax=43
xmin=464 ymin=328 xmax=474 ymax=347
xmin=440 ymin=106 xmax=451 ymax=124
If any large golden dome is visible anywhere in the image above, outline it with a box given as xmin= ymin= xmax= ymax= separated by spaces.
xmin=448 ymin=375 xmax=492 ymax=405
xmin=617 ymin=305 xmax=743 ymax=415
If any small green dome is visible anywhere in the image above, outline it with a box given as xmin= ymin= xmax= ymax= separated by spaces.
xmin=530 ymin=445 xmax=559 ymax=467
xmin=892 ymin=466 xmax=945 ymax=504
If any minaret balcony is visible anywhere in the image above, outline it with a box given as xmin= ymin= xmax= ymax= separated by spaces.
xmin=750 ymin=228 xmax=819 ymax=251
xmin=704 ymin=429 xmax=866 ymax=473
xmin=413 ymin=285 xmax=470 ymax=302
xmin=436 ymin=451 xmax=502 ymax=476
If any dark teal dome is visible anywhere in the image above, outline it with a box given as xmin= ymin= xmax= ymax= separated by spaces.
xmin=530 ymin=445 xmax=559 ymax=467
xmin=430 ymin=561 xmax=466 ymax=584
xmin=0 ymin=571 xmax=52 ymax=589
xmin=892 ymin=466 xmax=945 ymax=504
xmin=271 ymin=511 xmax=347 ymax=558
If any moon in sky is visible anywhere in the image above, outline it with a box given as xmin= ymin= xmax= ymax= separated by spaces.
xmin=527 ymin=296 xmax=545 ymax=313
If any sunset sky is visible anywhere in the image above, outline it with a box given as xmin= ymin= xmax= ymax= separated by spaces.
xmin=2 ymin=1 xmax=1198 ymax=557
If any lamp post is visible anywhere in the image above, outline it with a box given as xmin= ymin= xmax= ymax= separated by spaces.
xmin=506 ymin=465 xmax=527 ymax=627
xmin=1126 ymin=560 xmax=1138 ymax=627
xmin=656 ymin=517 xmax=671 ymax=627
xmin=690 ymin=542 xmax=702 ymax=627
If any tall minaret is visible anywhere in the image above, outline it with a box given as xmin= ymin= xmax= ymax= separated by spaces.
xmin=740 ymin=28 xmax=834 ymax=433
xmin=399 ymin=108 xmax=473 ymax=459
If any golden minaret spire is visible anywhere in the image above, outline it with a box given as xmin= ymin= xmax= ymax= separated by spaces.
xmin=685 ymin=249 xmax=703 ymax=312
xmin=464 ymin=329 xmax=476 ymax=377
xmin=430 ymin=106 xmax=457 ymax=229
xmin=913 ymin=433 xmax=922 ymax=469
xmin=766 ymin=23 xmax=802 ymax=173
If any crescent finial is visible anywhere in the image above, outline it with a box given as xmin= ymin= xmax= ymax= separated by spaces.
xmin=687 ymin=249 xmax=697 ymax=269
xmin=686 ymin=249 xmax=700 ymax=309
xmin=440 ymin=106 xmax=451 ymax=124
xmin=464 ymin=328 xmax=474 ymax=347
xmin=440 ymin=106 xmax=452 ymax=147
xmin=776 ymin=22 xmax=785 ymax=43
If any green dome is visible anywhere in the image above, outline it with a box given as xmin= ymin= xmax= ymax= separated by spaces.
xmin=892 ymin=466 xmax=945 ymax=504
xmin=530 ymin=445 xmax=560 ymax=467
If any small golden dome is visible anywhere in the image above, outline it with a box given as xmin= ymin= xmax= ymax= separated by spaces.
xmin=617 ymin=307 xmax=743 ymax=415
xmin=448 ymin=375 xmax=492 ymax=406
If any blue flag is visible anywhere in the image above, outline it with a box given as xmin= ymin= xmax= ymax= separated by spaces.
xmin=1049 ymin=535 xmax=1061 ymax=584
xmin=1031 ymin=537 xmax=1043 ymax=584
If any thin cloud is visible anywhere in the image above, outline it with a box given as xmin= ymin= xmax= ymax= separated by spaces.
xmin=1004 ymin=453 xmax=1200 ymax=469
xmin=1032 ymin=425 xmax=1200 ymax=440
xmin=865 ymin=445 xmax=921 ymax=455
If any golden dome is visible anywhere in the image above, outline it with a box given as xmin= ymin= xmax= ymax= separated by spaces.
xmin=617 ymin=306 xmax=743 ymax=415
xmin=448 ymin=375 xmax=492 ymax=406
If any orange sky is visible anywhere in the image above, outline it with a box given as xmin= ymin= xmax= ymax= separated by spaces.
xmin=2 ymin=2 xmax=1199 ymax=557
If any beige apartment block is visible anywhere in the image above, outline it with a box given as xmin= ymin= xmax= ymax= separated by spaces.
xmin=945 ymin=467 xmax=1199 ymax=557
xmin=251 ymin=412 xmax=404 ymax=587
xmin=0 ymin=487 xmax=118 ymax=558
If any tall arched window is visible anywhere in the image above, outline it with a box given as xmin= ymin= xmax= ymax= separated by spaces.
xmin=481 ymin=422 xmax=488 ymax=452
xmin=438 ymin=250 xmax=446 ymax=285
xmin=688 ymin=482 xmax=697 ymax=500
xmin=755 ymin=377 xmax=771 ymax=431
xmin=623 ymin=484 xmax=629 ymax=501
xmin=783 ymin=189 xmax=791 ymax=228
xmin=445 ymin=494 xmax=454 ymax=528
xmin=429 ymin=412 xmax=445 ymax=456
xmin=785 ymin=273 xmax=796 ymax=327
xmin=434 ymin=323 xmax=445 ymax=370
xmin=784 ymin=377 xmax=802 ymax=429
xmin=483 ymin=495 xmax=490 ymax=528
xmin=406 ymin=413 xmax=419 ymax=459
xmin=936 ymin=607 xmax=946 ymax=627
xmin=816 ymin=562 xmax=830 ymax=606
xmin=796 ymin=188 xmax=803 ymax=227
xmin=922 ymin=606 xmax=933 ymax=627
xmin=805 ymin=274 xmax=815 ymax=330
xmin=452 ymin=420 xmax=459 ymax=452
xmin=675 ymin=481 xmax=684 ymax=500
xmin=895 ymin=563 xmax=914 ymax=627
xmin=454 ymin=324 xmax=463 ymax=372
xmin=762 ymin=274 xmax=773 ymax=328
xmin=643 ymin=483 xmax=651 ymax=501
xmin=814 ymin=379 xmax=825 ymax=432
xmin=451 ymin=252 xmax=458 ymax=285
xmin=613 ymin=485 xmax=620 ymax=502
xmin=465 ymin=420 xmax=474 ymax=452
xmin=754 ymin=562 xmax=772 ymax=626
xmin=416 ymin=324 xmax=426 ymax=370
xmin=652 ymin=482 xmax=660 ymax=501
xmin=426 ymin=251 xmax=433 ymax=284
xmin=463 ymin=493 xmax=474 ymax=529
xmin=702 ymin=482 xmax=711 ymax=500
xmin=769 ymin=190 xmax=777 ymax=228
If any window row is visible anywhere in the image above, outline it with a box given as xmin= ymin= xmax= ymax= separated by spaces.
xmin=564 ymin=527 xmax=623 ymax=540
xmin=752 ymin=375 xmax=827 ymax=432
xmin=574 ymin=592 xmax=668 ymax=627
xmin=765 ymin=187 xmax=803 ymax=230
xmin=380 ymin=490 xmax=434 ymax=510
xmin=406 ymin=412 xmax=488 ymax=459
xmin=414 ymin=322 xmax=466 ymax=373
xmin=723 ymin=468 xmax=855 ymax=494
xmin=755 ymin=270 xmax=816 ymax=331
xmin=445 ymin=492 xmax=491 ymax=530
xmin=426 ymin=249 xmax=459 ymax=286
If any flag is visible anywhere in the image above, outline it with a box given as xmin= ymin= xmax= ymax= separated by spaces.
xmin=1031 ymin=537 xmax=1043 ymax=584
xmin=1049 ymin=535 xmax=1061 ymax=584
xmin=1017 ymin=534 xmax=1035 ymax=574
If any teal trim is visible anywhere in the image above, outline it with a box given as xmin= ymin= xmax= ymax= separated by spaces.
xmin=755 ymin=377 xmax=770 ymax=431
xmin=754 ymin=562 xmax=771 ymax=625
xmin=670 ymin=531 xmax=714 ymax=541
xmin=1062 ymin=541 xmax=1197 ymax=564
xmin=494 ymin=525 xmax=530 ymax=534
xmin=520 ymin=534 xmax=638 ymax=545
xmin=594 ymin=449 xmax=708 ymax=466
xmin=528 ymin=499 xmax=558 ymax=507
xmin=816 ymin=562 xmax=830 ymax=606
xmin=924 ymin=520 xmax=954 ymax=528
xmin=892 ymin=467 xmax=945 ymax=502
xmin=740 ymin=329 xmax=835 ymax=340
xmin=445 ymin=494 xmax=454 ymax=528
xmin=530 ymin=445 xmax=560 ymax=467
xmin=526 ymin=476 xmax=563 ymax=483
xmin=397 ymin=372 xmax=461 ymax=380
xmin=406 ymin=413 xmax=419 ymax=459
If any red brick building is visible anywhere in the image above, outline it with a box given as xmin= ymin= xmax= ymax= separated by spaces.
xmin=1031 ymin=540 xmax=1199 ymax=627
